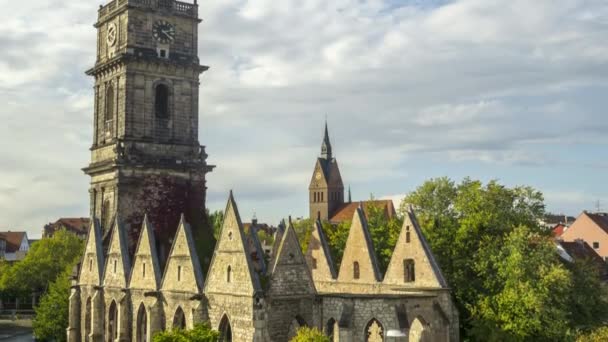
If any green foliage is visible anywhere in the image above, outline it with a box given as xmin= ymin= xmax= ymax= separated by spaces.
xmin=0 ymin=229 xmax=84 ymax=296
xmin=365 ymin=200 xmax=403 ymax=272
xmin=153 ymin=324 xmax=219 ymax=342
xmin=323 ymin=220 xmax=350 ymax=267
xmin=209 ymin=210 xmax=224 ymax=240
xmin=471 ymin=226 xmax=572 ymax=341
xmin=577 ymin=327 xmax=608 ymax=342
xmin=292 ymin=218 xmax=314 ymax=253
xmin=567 ymin=259 xmax=608 ymax=329
xmin=403 ymin=177 xmax=608 ymax=340
xmin=257 ymin=229 xmax=275 ymax=246
xmin=32 ymin=266 xmax=72 ymax=342
xmin=290 ymin=326 xmax=330 ymax=342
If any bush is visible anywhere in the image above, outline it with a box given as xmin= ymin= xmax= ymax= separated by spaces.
xmin=577 ymin=327 xmax=608 ymax=342
xmin=153 ymin=324 xmax=219 ymax=342
xmin=290 ymin=326 xmax=330 ymax=342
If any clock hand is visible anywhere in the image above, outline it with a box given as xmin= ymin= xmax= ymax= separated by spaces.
xmin=162 ymin=29 xmax=173 ymax=40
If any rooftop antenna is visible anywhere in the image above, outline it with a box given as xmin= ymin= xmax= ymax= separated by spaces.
xmin=596 ymin=200 xmax=602 ymax=213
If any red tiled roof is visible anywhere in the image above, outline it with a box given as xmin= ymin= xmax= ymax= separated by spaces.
xmin=0 ymin=232 xmax=27 ymax=253
xmin=330 ymin=200 xmax=396 ymax=223
xmin=552 ymin=224 xmax=566 ymax=237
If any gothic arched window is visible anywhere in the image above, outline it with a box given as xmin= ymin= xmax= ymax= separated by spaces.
xmin=227 ymin=266 xmax=232 ymax=283
xmin=108 ymin=300 xmax=118 ymax=341
xmin=365 ymin=318 xmax=384 ymax=342
xmin=173 ymin=307 xmax=186 ymax=329
xmin=105 ymin=85 xmax=115 ymax=122
xmin=404 ymin=259 xmax=415 ymax=282
xmin=406 ymin=225 xmax=411 ymax=243
xmin=155 ymin=84 xmax=169 ymax=118
xmin=136 ymin=303 xmax=147 ymax=342
xmin=354 ymin=261 xmax=360 ymax=280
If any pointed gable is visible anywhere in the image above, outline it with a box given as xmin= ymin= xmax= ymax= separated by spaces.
xmin=204 ymin=192 xmax=262 ymax=296
xmin=129 ymin=215 xmax=162 ymax=290
xmin=246 ymin=224 xmax=267 ymax=275
xmin=161 ymin=215 xmax=204 ymax=293
xmin=103 ymin=218 xmax=131 ymax=288
xmin=338 ymin=207 xmax=381 ymax=283
xmin=306 ymin=219 xmax=337 ymax=283
xmin=267 ymin=223 xmax=316 ymax=296
xmin=384 ymin=208 xmax=447 ymax=288
xmin=309 ymin=159 xmax=330 ymax=189
xmin=78 ymin=219 xmax=104 ymax=286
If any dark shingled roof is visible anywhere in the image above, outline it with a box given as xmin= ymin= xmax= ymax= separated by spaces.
xmin=585 ymin=212 xmax=608 ymax=234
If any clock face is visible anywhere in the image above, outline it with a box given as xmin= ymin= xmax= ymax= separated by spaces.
xmin=315 ymin=171 xmax=322 ymax=180
xmin=153 ymin=20 xmax=175 ymax=44
xmin=107 ymin=23 xmax=117 ymax=46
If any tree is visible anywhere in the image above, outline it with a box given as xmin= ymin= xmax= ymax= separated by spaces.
xmin=0 ymin=229 xmax=83 ymax=296
xmin=209 ymin=210 xmax=224 ymax=240
xmin=471 ymin=226 xmax=572 ymax=341
xmin=577 ymin=327 xmax=608 ymax=342
xmin=365 ymin=201 xmax=403 ymax=273
xmin=292 ymin=218 xmax=314 ymax=253
xmin=403 ymin=177 xmax=608 ymax=339
xmin=153 ymin=324 xmax=219 ymax=342
xmin=32 ymin=266 xmax=72 ymax=342
xmin=323 ymin=220 xmax=350 ymax=267
xmin=290 ymin=326 xmax=330 ymax=342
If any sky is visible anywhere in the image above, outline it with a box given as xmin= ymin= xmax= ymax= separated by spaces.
xmin=1 ymin=0 xmax=608 ymax=238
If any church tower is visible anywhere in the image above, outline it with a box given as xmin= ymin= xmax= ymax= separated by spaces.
xmin=309 ymin=123 xmax=344 ymax=221
xmin=83 ymin=0 xmax=214 ymax=264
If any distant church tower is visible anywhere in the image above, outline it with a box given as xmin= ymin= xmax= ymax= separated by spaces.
xmin=309 ymin=123 xmax=345 ymax=220
xmin=82 ymin=0 xmax=214 ymax=262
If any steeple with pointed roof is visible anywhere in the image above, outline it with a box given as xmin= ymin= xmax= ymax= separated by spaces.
xmin=309 ymin=121 xmax=345 ymax=221
xmin=320 ymin=121 xmax=333 ymax=160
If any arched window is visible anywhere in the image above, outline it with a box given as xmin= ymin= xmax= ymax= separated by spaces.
xmin=177 ymin=265 xmax=182 ymax=281
xmin=288 ymin=316 xmax=307 ymax=341
xmin=365 ymin=318 xmax=384 ymax=342
xmin=326 ymin=318 xmax=337 ymax=340
xmin=113 ymin=259 xmax=117 ymax=273
xmin=219 ymin=314 xmax=232 ymax=342
xmin=354 ymin=261 xmax=360 ymax=280
xmin=155 ymin=84 xmax=169 ymax=118
xmin=409 ymin=317 xmax=429 ymax=342
xmin=108 ymin=300 xmax=118 ymax=341
xmin=84 ymin=298 xmax=92 ymax=342
xmin=406 ymin=225 xmax=411 ymax=243
xmin=173 ymin=307 xmax=186 ymax=329
xmin=136 ymin=304 xmax=147 ymax=342
xmin=404 ymin=259 xmax=415 ymax=282
xmin=314 ymin=192 xmax=317 ymax=203
xmin=105 ymin=85 xmax=115 ymax=122
xmin=227 ymin=266 xmax=232 ymax=283
xmin=143 ymin=263 xmax=146 ymax=277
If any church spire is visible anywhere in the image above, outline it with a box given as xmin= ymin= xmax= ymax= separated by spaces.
xmin=320 ymin=120 xmax=333 ymax=160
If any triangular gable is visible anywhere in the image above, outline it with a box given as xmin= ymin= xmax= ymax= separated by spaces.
xmin=337 ymin=207 xmax=381 ymax=282
xmin=309 ymin=159 xmax=329 ymax=189
xmin=306 ymin=219 xmax=337 ymax=282
xmin=161 ymin=215 xmax=204 ymax=293
xmin=267 ymin=223 xmax=316 ymax=296
xmin=103 ymin=217 xmax=131 ymax=288
xmin=204 ymin=192 xmax=262 ymax=296
xmin=246 ymin=224 xmax=267 ymax=275
xmin=384 ymin=208 xmax=447 ymax=287
xmin=129 ymin=215 xmax=162 ymax=290
xmin=78 ymin=218 xmax=104 ymax=286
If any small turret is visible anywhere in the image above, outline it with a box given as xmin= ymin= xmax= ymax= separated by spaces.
xmin=320 ymin=121 xmax=332 ymax=160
